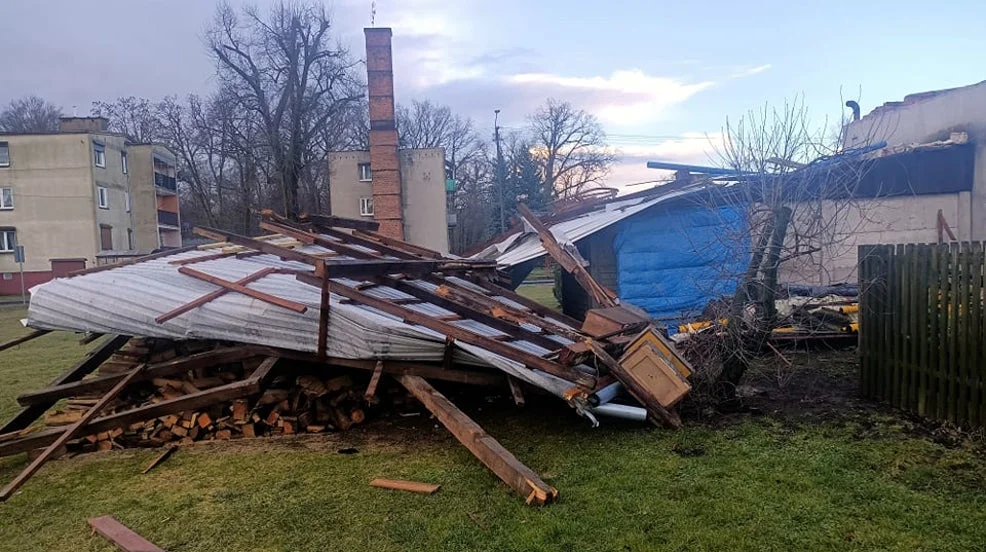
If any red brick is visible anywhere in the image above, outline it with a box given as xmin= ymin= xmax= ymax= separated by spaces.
xmin=369 ymin=96 xmax=395 ymax=123
xmin=369 ymin=149 xmax=400 ymax=173
xmin=370 ymin=169 xmax=401 ymax=195
xmin=366 ymin=46 xmax=392 ymax=72
xmin=367 ymin=72 xmax=394 ymax=97
xmin=364 ymin=28 xmax=393 ymax=47
xmin=371 ymin=193 xmax=402 ymax=219
xmin=369 ymin=130 xmax=398 ymax=148
xmin=375 ymin=219 xmax=404 ymax=240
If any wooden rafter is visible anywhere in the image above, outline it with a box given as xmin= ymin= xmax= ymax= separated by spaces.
xmin=0 ymin=330 xmax=50 ymax=354
xmin=177 ymin=266 xmax=308 ymax=314
xmin=157 ymin=267 xmax=284 ymax=323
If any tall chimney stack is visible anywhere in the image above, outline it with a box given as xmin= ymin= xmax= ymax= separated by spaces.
xmin=364 ymin=27 xmax=404 ymax=240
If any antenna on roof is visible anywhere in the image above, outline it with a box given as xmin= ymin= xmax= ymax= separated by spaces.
xmin=370 ymin=1 xmax=376 ymax=26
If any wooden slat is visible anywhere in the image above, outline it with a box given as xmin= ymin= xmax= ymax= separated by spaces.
xmin=178 ymin=266 xmax=308 ymax=314
xmin=354 ymin=229 xmax=445 ymax=259
xmin=305 ymin=213 xmax=380 ymax=231
xmin=948 ymin=243 xmax=960 ymax=423
xmin=0 ymin=329 xmax=50 ymax=353
xmin=193 ymin=226 xmax=321 ymax=268
xmin=364 ymin=360 xmax=384 ymax=400
xmin=141 ymin=445 xmax=178 ymax=475
xmin=0 ymin=364 xmax=146 ymax=501
xmin=88 ymin=516 xmax=165 ymax=552
xmin=466 ymin=277 xmax=584 ymax=329
xmin=156 ymin=268 xmax=281 ymax=323
xmin=0 ymin=335 xmax=130 ymax=434
xmin=369 ymin=478 xmax=441 ymax=495
xmin=397 ymin=374 xmax=558 ymax=505
xmin=938 ymin=243 xmax=950 ymax=420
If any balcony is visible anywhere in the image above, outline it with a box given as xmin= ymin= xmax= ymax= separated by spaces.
xmin=154 ymin=172 xmax=177 ymax=193
xmin=157 ymin=209 xmax=179 ymax=228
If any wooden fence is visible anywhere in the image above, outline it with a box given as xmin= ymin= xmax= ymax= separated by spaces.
xmin=858 ymin=243 xmax=986 ymax=426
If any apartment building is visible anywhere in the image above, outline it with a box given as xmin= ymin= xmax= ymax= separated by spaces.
xmin=327 ymin=28 xmax=451 ymax=253
xmin=0 ymin=117 xmax=181 ymax=294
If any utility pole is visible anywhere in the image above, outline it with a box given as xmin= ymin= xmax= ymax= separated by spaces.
xmin=493 ymin=109 xmax=506 ymax=233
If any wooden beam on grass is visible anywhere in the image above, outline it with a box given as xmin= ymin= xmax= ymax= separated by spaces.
xmin=87 ymin=516 xmax=165 ymax=552
xmin=296 ymin=273 xmax=594 ymax=389
xmin=397 ymin=374 xmax=558 ymax=505
xmin=369 ymin=478 xmax=441 ymax=495
xmin=0 ymin=358 xmax=279 ymax=458
xmin=156 ymin=267 xmax=282 ymax=323
xmin=0 ymin=364 xmax=146 ymax=501
xmin=0 ymin=335 xmax=131 ymax=434
xmin=141 ymin=445 xmax=178 ymax=474
xmin=0 ymin=329 xmax=50 ymax=353
xmin=17 ymin=347 xmax=266 ymax=407
xmin=177 ymin=266 xmax=308 ymax=314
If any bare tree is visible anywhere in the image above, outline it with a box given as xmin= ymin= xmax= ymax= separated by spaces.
xmin=91 ymin=97 xmax=162 ymax=142
xmin=694 ymin=97 xmax=876 ymax=396
xmin=0 ymin=95 xmax=63 ymax=133
xmin=527 ymin=98 xmax=614 ymax=198
xmin=207 ymin=1 xmax=363 ymax=219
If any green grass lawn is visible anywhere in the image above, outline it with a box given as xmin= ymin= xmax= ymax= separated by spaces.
xmin=1 ymin=307 xmax=986 ymax=551
xmin=517 ymin=284 xmax=561 ymax=311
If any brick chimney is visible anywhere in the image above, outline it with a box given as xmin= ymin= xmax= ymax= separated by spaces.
xmin=364 ymin=27 xmax=404 ymax=240
xmin=58 ymin=116 xmax=108 ymax=133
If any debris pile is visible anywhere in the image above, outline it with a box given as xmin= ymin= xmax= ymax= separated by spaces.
xmin=0 ymin=211 xmax=695 ymax=506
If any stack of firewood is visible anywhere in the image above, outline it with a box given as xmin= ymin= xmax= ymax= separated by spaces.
xmin=42 ymin=338 xmax=372 ymax=452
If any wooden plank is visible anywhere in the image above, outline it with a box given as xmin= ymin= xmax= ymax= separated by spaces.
xmin=364 ymin=361 xmax=384 ymax=400
xmin=87 ymin=515 xmax=165 ymax=552
xmin=300 ymin=273 xmax=594 ymax=388
xmin=0 ymin=335 xmax=130 ymax=434
xmin=156 ymin=267 xmax=281 ymax=323
xmin=0 ymin=378 xmax=262 ymax=458
xmin=916 ymin=245 xmax=930 ymax=416
xmin=507 ymin=377 xmax=526 ymax=406
xmin=306 ymin=213 xmax=380 ymax=232
xmin=516 ymin=203 xmax=617 ymax=307
xmin=948 ymin=243 xmax=960 ymax=423
xmin=978 ymin=243 xmax=986 ymax=425
xmin=937 ymin=243 xmax=950 ymax=420
xmin=0 ymin=364 xmax=146 ymax=501
xmin=17 ymin=347 xmax=265 ymax=407
xmin=193 ymin=226 xmax=321 ymax=268
xmin=0 ymin=329 xmax=50 ymax=353
xmin=587 ymin=340 xmax=682 ymax=429
xmin=974 ymin=243 xmax=985 ymax=425
xmin=903 ymin=244 xmax=914 ymax=410
xmin=959 ymin=243 xmax=972 ymax=425
xmin=466 ymin=277 xmax=584 ymax=329
xmin=354 ymin=230 xmax=445 ymax=259
xmin=892 ymin=244 xmax=904 ymax=408
xmin=397 ymin=374 xmax=558 ymax=505
xmin=142 ymin=445 xmax=178 ymax=474
xmin=178 ymin=266 xmax=308 ymax=314
xmin=927 ymin=244 xmax=940 ymax=417
xmin=369 ymin=478 xmax=441 ymax=495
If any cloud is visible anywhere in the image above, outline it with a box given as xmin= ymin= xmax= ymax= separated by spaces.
xmin=602 ymin=132 xmax=725 ymax=190
xmin=730 ymin=64 xmax=772 ymax=78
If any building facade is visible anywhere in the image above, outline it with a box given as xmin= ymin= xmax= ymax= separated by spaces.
xmin=0 ymin=117 xmax=181 ymax=294
xmin=327 ymin=148 xmax=449 ymax=252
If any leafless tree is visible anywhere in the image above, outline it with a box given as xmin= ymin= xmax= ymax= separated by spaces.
xmin=91 ymin=97 xmax=163 ymax=142
xmin=207 ymin=1 xmax=364 ymax=219
xmin=690 ymin=97 xmax=877 ymax=396
xmin=527 ymin=98 xmax=614 ymax=199
xmin=0 ymin=95 xmax=63 ymax=133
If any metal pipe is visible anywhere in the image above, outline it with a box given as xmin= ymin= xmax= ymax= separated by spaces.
xmin=589 ymin=403 xmax=648 ymax=422
xmin=646 ymin=161 xmax=747 ymax=176
xmin=589 ymin=382 xmax=623 ymax=406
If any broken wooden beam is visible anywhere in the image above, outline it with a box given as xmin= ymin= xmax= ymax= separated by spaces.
xmin=0 ymin=334 xmax=131 ymax=434
xmin=397 ymin=374 xmax=558 ymax=505
xmin=87 ymin=515 xmax=165 ymax=552
xmin=370 ymin=478 xmax=441 ymax=495
xmin=305 ymin=213 xmax=380 ymax=232
xmin=0 ymin=364 xmax=146 ymax=501
xmin=0 ymin=329 xmax=50 ymax=353
xmin=364 ymin=360 xmax=384 ymax=400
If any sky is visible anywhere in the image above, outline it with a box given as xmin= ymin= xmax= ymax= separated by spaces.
xmin=2 ymin=0 xmax=984 ymax=189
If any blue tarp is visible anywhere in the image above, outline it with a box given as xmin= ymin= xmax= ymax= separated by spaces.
xmin=614 ymin=204 xmax=748 ymax=328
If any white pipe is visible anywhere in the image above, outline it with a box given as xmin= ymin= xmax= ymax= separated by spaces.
xmin=589 ymin=403 xmax=648 ymax=422
xmin=592 ymin=382 xmax=623 ymax=405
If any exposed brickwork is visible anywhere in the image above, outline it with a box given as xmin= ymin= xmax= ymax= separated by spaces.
xmin=364 ymin=27 xmax=404 ymax=240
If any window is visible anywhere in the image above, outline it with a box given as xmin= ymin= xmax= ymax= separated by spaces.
xmin=99 ymin=225 xmax=112 ymax=251
xmin=358 ymin=163 xmax=372 ymax=182
xmin=0 ymin=142 xmax=8 ymax=167
xmin=0 ymin=188 xmax=11 ymax=210
xmin=127 ymin=228 xmax=134 ymax=250
xmin=97 ymin=186 xmax=109 ymax=209
xmin=121 ymin=152 xmax=128 ymax=174
xmin=93 ymin=142 xmax=106 ymax=168
xmin=0 ymin=229 xmax=15 ymax=252
xmin=359 ymin=196 xmax=374 ymax=216
xmin=125 ymin=191 xmax=131 ymax=213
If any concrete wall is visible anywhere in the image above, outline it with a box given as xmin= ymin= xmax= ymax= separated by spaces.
xmin=0 ymin=133 xmax=100 ymax=273
xmin=328 ymin=148 xmax=449 ymax=252
xmin=779 ymin=193 xmax=967 ymax=285
xmin=92 ymin=134 xmax=136 ymax=253
xmin=845 ymin=81 xmax=986 ymax=240
xmin=127 ymin=145 xmax=162 ymax=251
